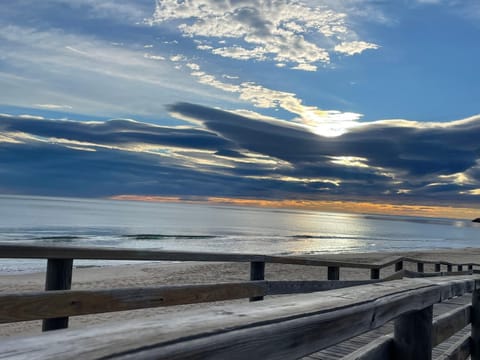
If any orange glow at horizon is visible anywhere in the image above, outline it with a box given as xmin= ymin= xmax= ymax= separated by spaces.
xmin=109 ymin=195 xmax=480 ymax=220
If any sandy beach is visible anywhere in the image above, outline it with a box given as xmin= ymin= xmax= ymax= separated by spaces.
xmin=2 ymin=247 xmax=480 ymax=338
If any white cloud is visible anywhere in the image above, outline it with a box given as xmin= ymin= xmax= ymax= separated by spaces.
xmin=334 ymin=41 xmax=380 ymax=55
xmin=143 ymin=53 xmax=165 ymax=60
xmin=149 ymin=0 xmax=379 ymax=71
xmin=0 ymin=25 xmax=239 ymax=118
xmin=171 ymin=57 xmax=363 ymax=136
xmin=34 ymin=104 xmax=73 ymax=110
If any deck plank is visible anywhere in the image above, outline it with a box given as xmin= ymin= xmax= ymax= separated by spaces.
xmin=305 ymin=293 xmax=473 ymax=359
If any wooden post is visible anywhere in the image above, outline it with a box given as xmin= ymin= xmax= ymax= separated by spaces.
xmin=417 ymin=262 xmax=424 ymax=273
xmin=447 ymin=264 xmax=452 ymax=272
xmin=327 ymin=266 xmax=339 ymax=280
xmin=249 ymin=261 xmax=265 ymax=302
xmin=472 ymin=280 xmax=480 ymax=360
xmin=435 ymin=263 xmax=441 ymax=272
xmin=393 ymin=305 xmax=433 ymax=360
xmin=370 ymin=268 xmax=380 ymax=280
xmin=395 ymin=261 xmax=403 ymax=272
xmin=458 ymin=265 xmax=463 ymax=272
xmin=42 ymin=258 xmax=73 ymax=331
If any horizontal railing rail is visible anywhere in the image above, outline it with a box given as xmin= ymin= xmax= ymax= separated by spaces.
xmin=1 ymin=243 xmax=479 ymax=269
xmin=1 ymin=243 xmax=478 ymax=332
xmin=0 ymin=275 xmax=478 ymax=360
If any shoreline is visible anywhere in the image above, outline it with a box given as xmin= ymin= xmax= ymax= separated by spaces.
xmin=2 ymin=247 xmax=480 ymax=338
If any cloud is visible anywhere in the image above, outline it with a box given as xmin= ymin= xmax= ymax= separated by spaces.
xmin=334 ymin=41 xmax=380 ymax=55
xmin=170 ymin=59 xmax=362 ymax=136
xmin=149 ymin=0 xmax=379 ymax=70
xmin=167 ymin=103 xmax=480 ymax=204
xmin=0 ymin=21 xmax=240 ymax=119
xmin=1 ymin=107 xmax=479 ymax=206
xmin=34 ymin=104 xmax=73 ymax=110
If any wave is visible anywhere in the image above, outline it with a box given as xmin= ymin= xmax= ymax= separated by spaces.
xmin=34 ymin=236 xmax=82 ymax=241
xmin=122 ymin=234 xmax=218 ymax=240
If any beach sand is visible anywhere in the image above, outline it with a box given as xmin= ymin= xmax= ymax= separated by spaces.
xmin=2 ymin=247 xmax=480 ymax=338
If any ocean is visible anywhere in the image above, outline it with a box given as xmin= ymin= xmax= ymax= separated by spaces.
xmin=0 ymin=195 xmax=479 ymax=273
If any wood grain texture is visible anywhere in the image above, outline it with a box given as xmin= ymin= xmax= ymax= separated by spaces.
xmin=393 ymin=305 xmax=433 ymax=360
xmin=266 ymin=280 xmax=379 ymax=295
xmin=0 ymin=243 xmax=265 ymax=262
xmin=341 ymin=334 xmax=393 ymax=360
xmin=0 ymin=280 xmax=384 ymax=323
xmin=436 ymin=333 xmax=471 ymax=360
xmin=0 ymin=282 xmax=267 ymax=323
xmin=432 ymin=304 xmax=471 ymax=347
xmin=1 ymin=244 xmax=478 ymax=271
xmin=0 ymin=275 xmax=477 ymax=360
xmin=471 ymin=280 xmax=480 ymax=360
xmin=42 ymin=259 xmax=73 ymax=331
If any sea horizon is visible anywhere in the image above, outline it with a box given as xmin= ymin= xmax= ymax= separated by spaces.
xmin=1 ymin=194 xmax=479 ymax=274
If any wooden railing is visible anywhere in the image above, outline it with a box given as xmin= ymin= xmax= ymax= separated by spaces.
xmin=0 ymin=243 xmax=478 ymax=332
xmin=1 ymin=275 xmax=479 ymax=359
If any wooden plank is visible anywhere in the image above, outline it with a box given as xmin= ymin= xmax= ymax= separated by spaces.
xmin=0 ymin=243 xmax=265 ymax=262
xmin=472 ymin=279 xmax=480 ymax=360
xmin=249 ymin=261 xmax=265 ymax=301
xmin=403 ymin=270 xmax=473 ymax=278
xmin=382 ymin=270 xmax=404 ymax=281
xmin=341 ymin=335 xmax=393 ymax=360
xmin=317 ymin=294 xmax=473 ymax=360
xmin=0 ymin=276 xmax=476 ymax=360
xmin=432 ymin=304 xmax=471 ymax=346
xmin=393 ymin=305 xmax=433 ymax=360
xmin=2 ymin=244 xmax=479 ymax=272
xmin=436 ymin=332 xmax=471 ymax=360
xmin=42 ymin=258 xmax=73 ymax=331
xmin=266 ymin=280 xmax=379 ymax=295
xmin=266 ymin=255 xmax=376 ymax=269
xmin=0 ymin=282 xmax=268 ymax=323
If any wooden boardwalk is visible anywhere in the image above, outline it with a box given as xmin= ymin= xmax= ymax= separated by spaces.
xmin=305 ymin=293 xmax=473 ymax=359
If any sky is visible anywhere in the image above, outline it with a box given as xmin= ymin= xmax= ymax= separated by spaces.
xmin=0 ymin=0 xmax=479 ymax=218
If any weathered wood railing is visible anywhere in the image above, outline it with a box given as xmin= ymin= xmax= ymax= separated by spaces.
xmin=0 ymin=243 xmax=479 ymax=333
xmin=1 ymin=276 xmax=480 ymax=359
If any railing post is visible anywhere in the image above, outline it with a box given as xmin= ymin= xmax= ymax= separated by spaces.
xmin=327 ymin=266 xmax=339 ymax=280
xmin=458 ymin=265 xmax=463 ymax=272
xmin=393 ymin=305 xmax=433 ymax=360
xmin=249 ymin=261 xmax=265 ymax=302
xmin=395 ymin=261 xmax=403 ymax=272
xmin=42 ymin=258 xmax=73 ymax=331
xmin=370 ymin=268 xmax=380 ymax=279
xmin=447 ymin=264 xmax=453 ymax=272
xmin=435 ymin=263 xmax=441 ymax=272
xmin=472 ymin=280 xmax=480 ymax=360
xmin=417 ymin=262 xmax=424 ymax=273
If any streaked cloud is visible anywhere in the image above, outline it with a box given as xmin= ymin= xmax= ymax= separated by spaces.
xmin=1 ymin=109 xmax=479 ymax=207
xmin=34 ymin=104 xmax=73 ymax=110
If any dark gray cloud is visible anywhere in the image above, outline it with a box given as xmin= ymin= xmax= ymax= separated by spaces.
xmin=0 ymin=116 xmax=233 ymax=151
xmin=1 ymin=107 xmax=479 ymax=205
